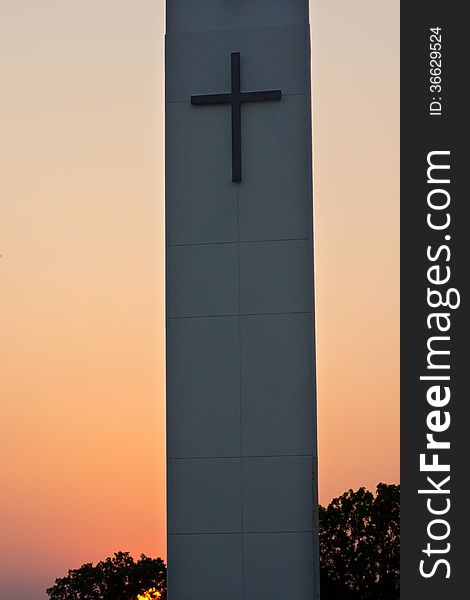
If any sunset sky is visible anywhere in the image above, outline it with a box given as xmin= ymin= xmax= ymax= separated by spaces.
xmin=0 ymin=1 xmax=398 ymax=598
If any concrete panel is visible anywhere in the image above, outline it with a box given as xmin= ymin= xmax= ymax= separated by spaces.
xmin=243 ymin=532 xmax=315 ymax=600
xmin=242 ymin=456 xmax=313 ymax=533
xmin=166 ymin=102 xmax=238 ymax=245
xmin=168 ymin=534 xmax=243 ymax=600
xmin=168 ymin=458 xmax=242 ymax=534
xmin=167 ymin=0 xmax=308 ymax=33
xmin=167 ymin=243 xmax=239 ymax=318
xmin=241 ymin=313 xmax=315 ymax=456
xmin=239 ymin=239 xmax=313 ymax=314
xmin=167 ymin=316 xmax=240 ymax=458
xmin=240 ymin=94 xmax=313 ymax=241
xmin=166 ymin=26 xmax=310 ymax=102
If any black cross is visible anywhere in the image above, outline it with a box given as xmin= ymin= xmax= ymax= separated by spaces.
xmin=191 ymin=52 xmax=282 ymax=183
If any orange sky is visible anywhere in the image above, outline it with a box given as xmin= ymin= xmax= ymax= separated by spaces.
xmin=0 ymin=1 xmax=398 ymax=598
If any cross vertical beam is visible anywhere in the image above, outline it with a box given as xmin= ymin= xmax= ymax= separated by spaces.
xmin=231 ymin=52 xmax=242 ymax=182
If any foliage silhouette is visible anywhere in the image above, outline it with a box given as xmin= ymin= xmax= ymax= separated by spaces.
xmin=46 ymin=551 xmax=166 ymax=600
xmin=319 ymin=483 xmax=400 ymax=600
xmin=47 ymin=484 xmax=399 ymax=599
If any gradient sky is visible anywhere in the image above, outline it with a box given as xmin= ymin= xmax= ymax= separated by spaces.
xmin=0 ymin=1 xmax=398 ymax=598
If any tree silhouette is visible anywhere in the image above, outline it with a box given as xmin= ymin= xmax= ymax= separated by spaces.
xmin=47 ymin=484 xmax=399 ymax=599
xmin=46 ymin=552 xmax=166 ymax=600
xmin=319 ymin=483 xmax=400 ymax=600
